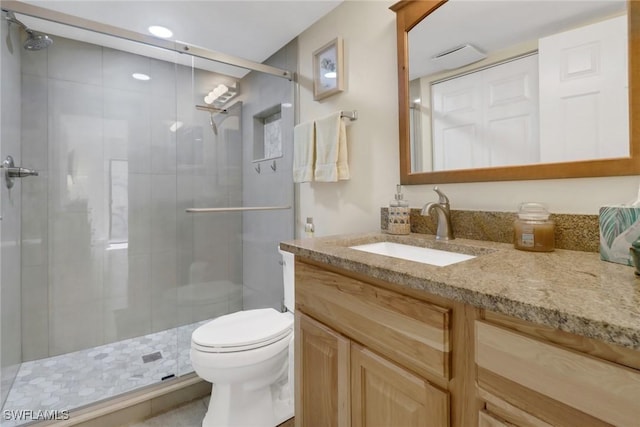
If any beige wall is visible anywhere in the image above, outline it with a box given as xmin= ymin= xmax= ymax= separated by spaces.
xmin=296 ymin=0 xmax=400 ymax=237
xmin=296 ymin=0 xmax=639 ymax=237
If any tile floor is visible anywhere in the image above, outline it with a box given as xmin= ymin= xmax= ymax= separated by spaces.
xmin=127 ymin=397 xmax=209 ymax=427
xmin=1 ymin=320 xmax=208 ymax=427
xmin=127 ymin=398 xmax=295 ymax=427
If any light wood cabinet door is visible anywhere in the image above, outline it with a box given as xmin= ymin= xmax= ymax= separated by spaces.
xmin=351 ymin=343 xmax=449 ymax=427
xmin=295 ymin=312 xmax=350 ymax=427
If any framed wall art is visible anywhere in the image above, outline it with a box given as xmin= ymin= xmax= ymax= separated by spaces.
xmin=313 ymin=37 xmax=344 ymax=101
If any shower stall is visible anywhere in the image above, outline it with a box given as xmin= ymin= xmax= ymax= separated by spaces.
xmin=0 ymin=3 xmax=295 ymax=425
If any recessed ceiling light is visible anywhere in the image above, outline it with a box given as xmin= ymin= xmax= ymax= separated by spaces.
xmin=132 ymin=73 xmax=151 ymax=81
xmin=148 ymin=25 xmax=173 ymax=39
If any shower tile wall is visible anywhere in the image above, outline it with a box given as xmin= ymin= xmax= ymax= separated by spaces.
xmin=240 ymin=40 xmax=296 ymax=311
xmin=1 ymin=18 xmax=23 ymax=408
xmin=173 ymin=68 xmax=244 ymax=363
xmin=19 ymin=36 xmax=242 ymax=362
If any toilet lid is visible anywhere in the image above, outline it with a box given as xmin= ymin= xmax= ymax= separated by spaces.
xmin=192 ymin=308 xmax=293 ymax=351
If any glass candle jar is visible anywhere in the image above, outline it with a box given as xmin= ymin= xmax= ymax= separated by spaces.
xmin=513 ymin=203 xmax=555 ymax=252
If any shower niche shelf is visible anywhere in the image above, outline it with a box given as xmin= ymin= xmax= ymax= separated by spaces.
xmin=253 ymin=104 xmax=284 ymax=164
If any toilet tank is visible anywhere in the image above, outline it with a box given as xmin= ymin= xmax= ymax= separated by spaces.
xmin=278 ymin=247 xmax=295 ymax=313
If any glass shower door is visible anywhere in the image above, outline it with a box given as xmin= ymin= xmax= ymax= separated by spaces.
xmin=1 ymin=19 xmax=185 ymax=421
xmin=175 ymin=61 xmax=245 ymax=376
xmin=1 ymin=5 xmax=294 ymax=423
xmin=1 ymin=14 xmax=24 ymax=410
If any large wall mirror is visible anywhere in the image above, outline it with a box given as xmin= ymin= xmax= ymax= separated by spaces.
xmin=391 ymin=0 xmax=640 ymax=184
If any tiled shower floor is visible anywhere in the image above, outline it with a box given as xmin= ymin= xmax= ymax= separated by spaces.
xmin=1 ymin=320 xmax=209 ymax=427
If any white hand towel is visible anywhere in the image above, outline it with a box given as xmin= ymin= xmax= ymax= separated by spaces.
xmin=314 ymin=112 xmax=350 ymax=182
xmin=293 ymin=121 xmax=315 ymax=183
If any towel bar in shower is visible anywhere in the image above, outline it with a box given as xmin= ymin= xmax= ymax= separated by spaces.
xmin=185 ymin=205 xmax=291 ymax=213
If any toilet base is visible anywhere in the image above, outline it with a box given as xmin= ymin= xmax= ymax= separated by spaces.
xmin=202 ymin=380 xmax=293 ymax=427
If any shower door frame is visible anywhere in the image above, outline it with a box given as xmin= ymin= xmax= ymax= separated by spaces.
xmin=1 ymin=0 xmax=295 ymax=82
xmin=0 ymin=0 xmax=299 ymax=422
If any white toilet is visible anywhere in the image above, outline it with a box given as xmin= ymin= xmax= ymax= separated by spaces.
xmin=190 ymin=248 xmax=295 ymax=427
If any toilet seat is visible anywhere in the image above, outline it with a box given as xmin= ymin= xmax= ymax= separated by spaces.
xmin=192 ymin=308 xmax=293 ymax=353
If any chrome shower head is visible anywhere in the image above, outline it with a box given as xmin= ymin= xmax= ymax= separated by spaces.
xmin=4 ymin=10 xmax=52 ymax=51
xmin=24 ymin=31 xmax=52 ymax=51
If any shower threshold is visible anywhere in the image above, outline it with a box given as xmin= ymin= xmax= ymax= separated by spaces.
xmin=1 ymin=320 xmax=208 ymax=427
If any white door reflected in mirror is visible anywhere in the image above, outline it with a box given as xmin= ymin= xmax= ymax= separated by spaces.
xmin=408 ymin=0 xmax=628 ymax=173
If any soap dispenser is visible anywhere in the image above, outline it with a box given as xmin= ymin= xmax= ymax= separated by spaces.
xmin=388 ymin=184 xmax=410 ymax=235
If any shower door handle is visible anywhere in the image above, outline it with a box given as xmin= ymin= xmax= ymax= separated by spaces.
xmin=6 ymin=166 xmax=39 ymax=177
xmin=1 ymin=155 xmax=39 ymax=189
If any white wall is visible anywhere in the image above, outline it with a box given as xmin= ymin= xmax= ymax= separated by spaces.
xmin=296 ymin=0 xmax=640 ymax=237
xmin=403 ymin=177 xmax=640 ymax=214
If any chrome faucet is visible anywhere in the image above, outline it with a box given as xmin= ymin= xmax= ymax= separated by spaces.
xmin=421 ymin=187 xmax=454 ymax=240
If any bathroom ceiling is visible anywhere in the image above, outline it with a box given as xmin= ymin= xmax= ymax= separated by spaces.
xmin=17 ymin=0 xmax=343 ymax=77
xmin=409 ymin=0 xmax=626 ymax=80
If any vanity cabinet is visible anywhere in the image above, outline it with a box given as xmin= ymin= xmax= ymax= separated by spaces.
xmin=295 ymin=259 xmax=452 ymax=427
xmin=293 ymin=256 xmax=640 ymax=427
xmin=296 ymin=312 xmax=448 ymax=427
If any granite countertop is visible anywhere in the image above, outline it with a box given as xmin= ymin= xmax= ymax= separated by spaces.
xmin=280 ymin=232 xmax=640 ymax=351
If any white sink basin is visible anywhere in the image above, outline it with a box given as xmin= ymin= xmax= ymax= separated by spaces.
xmin=349 ymin=241 xmax=475 ymax=267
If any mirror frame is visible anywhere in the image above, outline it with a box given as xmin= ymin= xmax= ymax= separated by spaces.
xmin=391 ymin=0 xmax=640 ymax=184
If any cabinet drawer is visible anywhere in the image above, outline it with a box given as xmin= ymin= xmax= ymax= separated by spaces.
xmin=478 ymin=388 xmax=552 ymax=427
xmin=476 ymin=321 xmax=640 ymax=426
xmin=296 ymin=260 xmax=451 ymax=381
xmin=478 ymin=411 xmax=513 ymax=427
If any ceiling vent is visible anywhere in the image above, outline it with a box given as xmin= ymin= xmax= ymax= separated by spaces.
xmin=431 ymin=44 xmax=487 ymax=70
